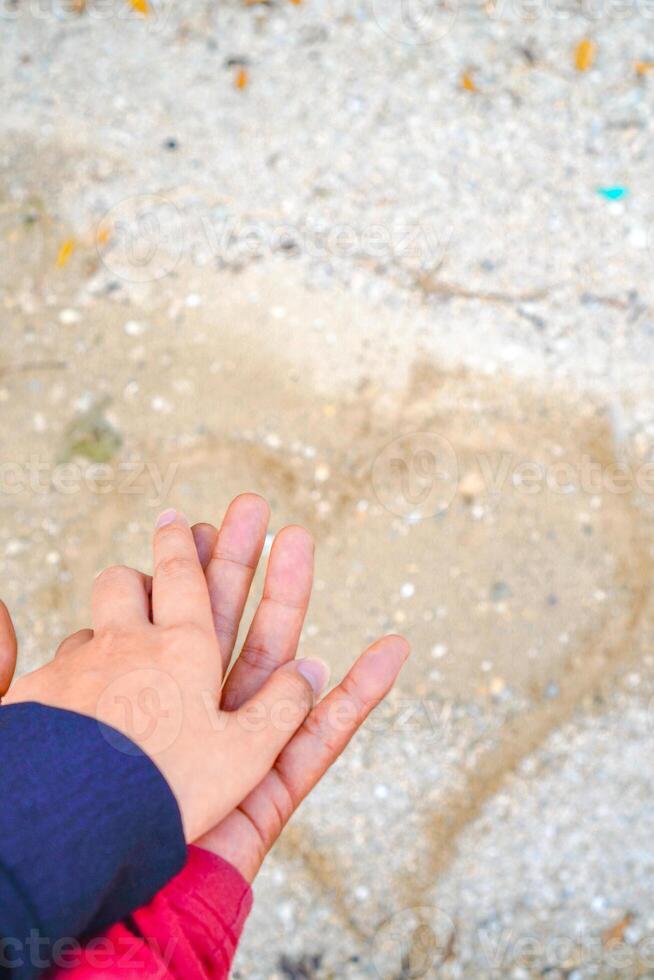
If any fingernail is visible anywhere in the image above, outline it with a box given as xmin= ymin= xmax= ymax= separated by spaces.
xmin=156 ymin=508 xmax=185 ymax=529
xmin=296 ymin=658 xmax=330 ymax=697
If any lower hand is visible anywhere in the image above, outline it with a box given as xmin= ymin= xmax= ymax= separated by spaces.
xmin=190 ymin=495 xmax=408 ymax=881
xmin=1 ymin=495 xmax=409 ymax=879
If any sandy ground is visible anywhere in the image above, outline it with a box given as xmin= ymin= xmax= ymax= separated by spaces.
xmin=3 ymin=3 xmax=654 ymax=977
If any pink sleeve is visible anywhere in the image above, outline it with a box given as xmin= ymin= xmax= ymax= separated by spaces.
xmin=49 ymin=846 xmax=253 ymax=979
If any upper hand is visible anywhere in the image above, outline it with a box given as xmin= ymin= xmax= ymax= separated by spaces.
xmin=3 ymin=508 xmax=331 ymax=842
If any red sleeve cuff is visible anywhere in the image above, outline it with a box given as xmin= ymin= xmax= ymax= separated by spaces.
xmin=129 ymin=846 xmax=253 ymax=976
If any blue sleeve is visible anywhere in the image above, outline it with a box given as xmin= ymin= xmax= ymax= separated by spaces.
xmin=0 ymin=702 xmax=187 ymax=978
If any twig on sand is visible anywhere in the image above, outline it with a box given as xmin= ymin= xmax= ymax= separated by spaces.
xmin=0 ymin=360 xmax=66 ymax=377
xmin=414 ymin=270 xmax=553 ymax=306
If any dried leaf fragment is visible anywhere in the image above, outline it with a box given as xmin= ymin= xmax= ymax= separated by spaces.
xmin=96 ymin=223 xmax=111 ymax=246
xmin=602 ymin=913 xmax=634 ymax=949
xmin=56 ymin=239 xmax=76 ymax=268
xmin=575 ymin=38 xmax=595 ymax=72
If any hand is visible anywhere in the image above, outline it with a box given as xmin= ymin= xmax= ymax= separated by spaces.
xmin=0 ymin=600 xmax=17 ymax=700
xmin=3 ymin=509 xmax=335 ymax=842
xmin=2 ymin=494 xmax=409 ymax=880
xmin=189 ymin=495 xmax=409 ymax=882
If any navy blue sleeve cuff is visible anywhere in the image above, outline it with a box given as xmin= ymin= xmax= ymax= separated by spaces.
xmin=0 ymin=702 xmax=186 ymax=978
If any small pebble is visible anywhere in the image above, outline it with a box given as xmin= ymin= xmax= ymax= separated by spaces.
xmin=151 ymin=396 xmax=172 ymax=413
xmin=58 ymin=308 xmax=80 ymax=324
xmin=124 ymin=320 xmax=147 ymax=336
xmin=490 ymin=677 xmax=506 ymax=696
xmin=490 ymin=581 xmax=512 ymax=602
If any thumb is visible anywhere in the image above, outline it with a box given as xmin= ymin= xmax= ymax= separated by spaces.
xmin=234 ymin=658 xmax=330 ymax=765
xmin=0 ymin=600 xmax=18 ymax=698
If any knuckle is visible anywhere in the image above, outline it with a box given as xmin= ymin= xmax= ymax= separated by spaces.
xmin=238 ymin=643 xmax=281 ymax=674
xmin=283 ymin=669 xmax=314 ymax=706
xmin=155 ymin=555 xmax=196 ymax=580
xmin=156 ymin=523 xmax=188 ymax=547
xmin=213 ymin=614 xmax=236 ymax=648
xmin=339 ymin=674 xmax=369 ymax=720
xmin=160 ymin=622 xmax=206 ymax=648
xmin=96 ymin=626 xmax=130 ymax=650
xmin=302 ymin=710 xmax=341 ymax=755
xmin=95 ymin=564 xmax=131 ymax=588
xmin=268 ymin=772 xmax=295 ymax=829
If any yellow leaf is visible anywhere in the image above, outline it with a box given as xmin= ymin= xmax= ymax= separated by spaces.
xmin=129 ymin=0 xmax=149 ymax=14
xmin=636 ymin=60 xmax=654 ymax=76
xmin=56 ymin=239 xmax=76 ymax=268
xmin=575 ymin=38 xmax=595 ymax=72
xmin=235 ymin=66 xmax=249 ymax=90
xmin=461 ymin=72 xmax=477 ymax=92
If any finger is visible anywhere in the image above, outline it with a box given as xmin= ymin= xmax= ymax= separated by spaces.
xmin=203 ymin=494 xmax=270 ymax=675
xmin=232 ymin=657 xmax=330 ymax=770
xmin=192 ymin=523 xmax=218 ymax=571
xmin=152 ymin=509 xmax=213 ymax=631
xmin=55 ymin=629 xmax=94 ymax=657
xmin=273 ymin=635 xmax=409 ymax=808
xmin=0 ymin=600 xmax=17 ymax=697
xmin=222 ymin=524 xmax=313 ymax=711
xmin=92 ymin=566 xmax=151 ymax=631
xmin=203 ymin=636 xmax=409 ymax=882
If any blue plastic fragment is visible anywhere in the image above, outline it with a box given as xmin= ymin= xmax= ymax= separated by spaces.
xmin=597 ymin=186 xmax=628 ymax=201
